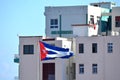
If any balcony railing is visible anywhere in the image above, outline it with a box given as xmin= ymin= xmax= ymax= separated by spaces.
xmin=14 ymin=76 xmax=19 ymax=80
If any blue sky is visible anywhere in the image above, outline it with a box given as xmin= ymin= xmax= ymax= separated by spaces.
xmin=0 ymin=0 xmax=119 ymax=80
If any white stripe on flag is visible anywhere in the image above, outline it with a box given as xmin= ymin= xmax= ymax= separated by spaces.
xmin=45 ymin=47 xmax=68 ymax=54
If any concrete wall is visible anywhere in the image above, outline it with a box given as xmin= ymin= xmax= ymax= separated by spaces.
xmin=45 ymin=6 xmax=87 ymax=38
xmin=88 ymin=6 xmax=101 ymax=22
xmin=73 ymin=25 xmax=98 ymax=37
xmin=19 ymin=36 xmax=120 ymax=80
xmin=19 ymin=36 xmax=72 ymax=80
xmin=73 ymin=26 xmax=88 ymax=37
xmin=88 ymin=26 xmax=98 ymax=36
xmin=45 ymin=5 xmax=102 ymax=38
xmin=74 ymin=36 xmax=105 ymax=80
xmin=19 ymin=36 xmax=42 ymax=80
xmin=73 ymin=36 xmax=120 ymax=80
xmin=104 ymin=36 xmax=120 ymax=80
xmin=90 ymin=2 xmax=115 ymax=9
xmin=112 ymin=7 xmax=120 ymax=32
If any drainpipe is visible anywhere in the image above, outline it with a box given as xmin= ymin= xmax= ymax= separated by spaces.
xmin=59 ymin=15 xmax=62 ymax=37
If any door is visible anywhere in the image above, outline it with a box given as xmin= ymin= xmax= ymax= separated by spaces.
xmin=43 ymin=63 xmax=55 ymax=80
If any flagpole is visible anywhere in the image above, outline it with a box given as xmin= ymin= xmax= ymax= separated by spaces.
xmin=69 ymin=58 xmax=70 ymax=80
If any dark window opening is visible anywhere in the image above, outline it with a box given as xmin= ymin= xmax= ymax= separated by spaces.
xmin=23 ymin=45 xmax=34 ymax=54
xmin=92 ymin=43 xmax=97 ymax=53
xmin=50 ymin=19 xmax=58 ymax=28
xmin=79 ymin=44 xmax=84 ymax=53
xmin=115 ymin=16 xmax=120 ymax=27
xmin=107 ymin=43 xmax=113 ymax=53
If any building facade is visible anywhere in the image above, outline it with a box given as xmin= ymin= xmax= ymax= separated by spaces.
xmin=15 ymin=35 xmax=120 ymax=80
xmin=17 ymin=36 xmax=73 ymax=80
xmin=73 ymin=36 xmax=120 ymax=80
xmin=44 ymin=2 xmax=116 ymax=38
xmin=14 ymin=2 xmax=120 ymax=80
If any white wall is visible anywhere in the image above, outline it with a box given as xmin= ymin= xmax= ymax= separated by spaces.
xmin=88 ymin=25 xmax=98 ymax=36
xmin=73 ymin=26 xmax=88 ymax=36
xmin=112 ymin=7 xmax=120 ymax=32
xmin=73 ymin=25 xmax=98 ymax=37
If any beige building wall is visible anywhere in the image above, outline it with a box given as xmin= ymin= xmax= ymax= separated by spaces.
xmin=19 ymin=36 xmax=42 ymax=80
xmin=104 ymin=36 xmax=120 ymax=80
xmin=73 ymin=36 xmax=120 ymax=80
xmin=74 ymin=36 xmax=105 ymax=80
xmin=19 ymin=36 xmax=72 ymax=80
xmin=19 ymin=36 xmax=120 ymax=80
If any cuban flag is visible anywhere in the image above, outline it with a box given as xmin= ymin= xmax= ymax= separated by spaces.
xmin=39 ymin=41 xmax=74 ymax=60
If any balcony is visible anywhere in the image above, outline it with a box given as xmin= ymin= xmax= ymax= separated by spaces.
xmin=14 ymin=76 xmax=19 ymax=80
xmin=72 ymin=24 xmax=98 ymax=37
xmin=14 ymin=54 xmax=19 ymax=63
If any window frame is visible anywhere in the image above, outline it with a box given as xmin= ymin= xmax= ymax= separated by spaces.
xmin=115 ymin=16 xmax=120 ymax=27
xmin=92 ymin=43 xmax=97 ymax=53
xmin=107 ymin=43 xmax=113 ymax=53
xmin=79 ymin=43 xmax=84 ymax=53
xmin=90 ymin=15 xmax=94 ymax=24
xmin=79 ymin=64 xmax=84 ymax=74
xmin=50 ymin=19 xmax=58 ymax=28
xmin=23 ymin=45 xmax=34 ymax=54
xmin=92 ymin=64 xmax=98 ymax=74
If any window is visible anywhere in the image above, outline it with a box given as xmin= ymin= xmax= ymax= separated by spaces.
xmin=92 ymin=64 xmax=98 ymax=74
xmin=115 ymin=16 xmax=120 ymax=27
xmin=92 ymin=43 xmax=97 ymax=53
xmin=89 ymin=15 xmax=94 ymax=24
xmin=79 ymin=64 xmax=84 ymax=74
xmin=50 ymin=19 xmax=58 ymax=28
xmin=107 ymin=43 xmax=113 ymax=53
xmin=79 ymin=44 xmax=84 ymax=53
xmin=23 ymin=45 xmax=34 ymax=54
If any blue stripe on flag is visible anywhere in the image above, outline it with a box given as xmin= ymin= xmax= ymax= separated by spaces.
xmin=47 ymin=51 xmax=58 ymax=54
xmin=42 ymin=57 xmax=55 ymax=60
xmin=42 ymin=42 xmax=69 ymax=52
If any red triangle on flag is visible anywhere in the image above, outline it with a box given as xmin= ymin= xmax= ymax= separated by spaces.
xmin=39 ymin=42 xmax=48 ymax=60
